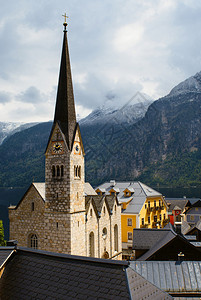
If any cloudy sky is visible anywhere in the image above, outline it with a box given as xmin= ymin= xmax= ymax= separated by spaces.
xmin=0 ymin=0 xmax=201 ymax=122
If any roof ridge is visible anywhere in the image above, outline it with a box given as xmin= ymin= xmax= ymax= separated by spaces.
xmin=18 ymin=247 xmax=128 ymax=266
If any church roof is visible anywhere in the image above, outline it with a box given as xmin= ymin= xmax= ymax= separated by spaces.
xmin=33 ymin=183 xmax=45 ymax=199
xmin=85 ymin=195 xmax=119 ymax=216
xmin=47 ymin=25 xmax=77 ymax=151
xmin=84 ymin=182 xmax=97 ymax=196
xmin=0 ymin=247 xmax=172 ymax=299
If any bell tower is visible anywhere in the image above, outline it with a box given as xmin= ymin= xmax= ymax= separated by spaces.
xmin=44 ymin=18 xmax=86 ymax=255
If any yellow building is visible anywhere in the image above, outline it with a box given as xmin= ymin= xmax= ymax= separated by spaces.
xmin=96 ymin=180 xmax=169 ymax=260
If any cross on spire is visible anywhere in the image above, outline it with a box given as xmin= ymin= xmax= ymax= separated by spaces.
xmin=62 ymin=13 xmax=68 ymax=31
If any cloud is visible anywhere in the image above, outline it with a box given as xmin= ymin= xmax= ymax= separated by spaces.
xmin=0 ymin=0 xmax=201 ymax=122
xmin=0 ymin=91 xmax=12 ymax=104
xmin=16 ymin=86 xmax=45 ymax=104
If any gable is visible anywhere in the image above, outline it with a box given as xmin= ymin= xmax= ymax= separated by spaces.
xmin=45 ymin=122 xmax=68 ymax=155
xmin=13 ymin=183 xmax=45 ymax=211
xmin=71 ymin=123 xmax=85 ymax=154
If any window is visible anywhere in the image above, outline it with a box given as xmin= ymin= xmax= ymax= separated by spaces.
xmin=89 ymin=232 xmax=95 ymax=257
xmin=141 ymin=218 xmax=144 ymax=225
xmin=148 ymin=216 xmax=150 ymax=224
xmin=154 ymin=215 xmax=157 ymax=222
xmin=159 ymin=200 xmax=161 ymax=206
xmin=114 ymin=205 xmax=117 ymax=213
xmin=145 ymin=204 xmax=147 ymax=209
xmin=128 ymin=232 xmax=132 ymax=241
xmin=31 ymin=202 xmax=34 ymax=211
xmin=190 ymin=215 xmax=194 ymax=221
xmin=90 ymin=209 xmax=93 ymax=217
xmin=127 ymin=218 xmax=132 ymax=226
xmin=102 ymin=228 xmax=107 ymax=239
xmin=56 ymin=165 xmax=60 ymax=177
xmin=103 ymin=207 xmax=106 ymax=215
xmin=29 ymin=234 xmax=38 ymax=249
xmin=61 ymin=165 xmax=64 ymax=177
xmin=52 ymin=166 xmax=55 ymax=177
xmin=159 ymin=214 xmax=162 ymax=221
xmin=163 ymin=214 xmax=166 ymax=220
xmin=56 ymin=222 xmax=59 ymax=229
xmin=148 ymin=201 xmax=150 ymax=208
xmin=114 ymin=225 xmax=118 ymax=252
xmin=52 ymin=165 xmax=64 ymax=178
xmin=74 ymin=165 xmax=81 ymax=179
xmin=154 ymin=200 xmax=156 ymax=207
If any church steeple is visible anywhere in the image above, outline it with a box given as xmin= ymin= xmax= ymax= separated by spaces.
xmin=53 ymin=19 xmax=76 ymax=150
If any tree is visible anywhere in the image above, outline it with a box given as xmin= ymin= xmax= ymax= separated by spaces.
xmin=0 ymin=220 xmax=6 ymax=246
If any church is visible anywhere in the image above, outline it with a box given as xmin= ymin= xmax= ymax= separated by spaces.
xmin=9 ymin=20 xmax=122 ymax=260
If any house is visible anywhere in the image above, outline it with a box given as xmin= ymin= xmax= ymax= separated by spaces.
xmin=0 ymin=246 xmax=172 ymax=299
xmin=183 ymin=199 xmax=201 ymax=225
xmin=8 ymin=21 xmax=122 ymax=260
xmin=133 ymin=227 xmax=201 ymax=261
xmin=96 ymin=181 xmax=168 ymax=260
xmin=165 ymin=198 xmax=190 ymax=224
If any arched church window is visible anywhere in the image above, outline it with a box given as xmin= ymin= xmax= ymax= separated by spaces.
xmin=61 ymin=165 xmax=64 ymax=177
xmin=29 ymin=234 xmax=38 ymax=249
xmin=102 ymin=227 xmax=107 ymax=239
xmin=114 ymin=224 xmax=118 ymax=252
xmin=89 ymin=232 xmax=95 ymax=257
xmin=56 ymin=165 xmax=60 ymax=177
xmin=90 ymin=209 xmax=93 ymax=217
xmin=78 ymin=166 xmax=81 ymax=178
xmin=52 ymin=166 xmax=55 ymax=177
xmin=74 ymin=165 xmax=81 ymax=179
xmin=31 ymin=202 xmax=34 ymax=211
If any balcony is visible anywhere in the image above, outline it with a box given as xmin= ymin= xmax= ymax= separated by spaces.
xmin=147 ymin=207 xmax=152 ymax=213
xmin=140 ymin=224 xmax=148 ymax=228
xmin=152 ymin=221 xmax=158 ymax=228
xmin=162 ymin=218 xmax=169 ymax=226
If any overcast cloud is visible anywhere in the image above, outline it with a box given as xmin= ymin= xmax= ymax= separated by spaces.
xmin=0 ymin=0 xmax=201 ymax=122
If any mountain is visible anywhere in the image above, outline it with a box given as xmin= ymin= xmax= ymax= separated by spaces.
xmin=0 ymin=122 xmax=38 ymax=145
xmin=80 ymin=96 xmax=153 ymax=127
xmin=1 ymin=72 xmax=201 ymax=188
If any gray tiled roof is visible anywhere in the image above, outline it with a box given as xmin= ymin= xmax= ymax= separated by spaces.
xmin=130 ymin=261 xmax=201 ymax=296
xmin=138 ymin=230 xmax=177 ymax=260
xmin=33 ymin=182 xmax=97 ymax=201
xmin=0 ymin=247 xmax=15 ymax=269
xmin=133 ymin=228 xmax=176 ymax=250
xmin=126 ymin=266 xmax=172 ymax=299
xmin=0 ymin=247 xmax=171 ymax=299
xmin=165 ymin=198 xmax=189 ymax=212
xmin=96 ymin=181 xmax=162 ymax=214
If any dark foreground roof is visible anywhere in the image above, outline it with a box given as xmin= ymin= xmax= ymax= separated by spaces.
xmin=0 ymin=247 xmax=172 ymax=299
xmin=131 ymin=261 xmax=201 ymax=298
xmin=0 ymin=247 xmax=15 ymax=268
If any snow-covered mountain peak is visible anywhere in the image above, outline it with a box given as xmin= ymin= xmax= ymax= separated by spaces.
xmin=169 ymin=71 xmax=201 ymax=97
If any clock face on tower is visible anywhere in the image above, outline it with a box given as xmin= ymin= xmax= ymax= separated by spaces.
xmin=52 ymin=142 xmax=63 ymax=154
xmin=74 ymin=142 xmax=81 ymax=155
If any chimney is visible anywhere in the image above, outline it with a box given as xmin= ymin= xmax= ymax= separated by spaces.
xmin=110 ymin=180 xmax=116 ymax=187
xmin=174 ymin=221 xmax=182 ymax=235
xmin=178 ymin=252 xmax=184 ymax=261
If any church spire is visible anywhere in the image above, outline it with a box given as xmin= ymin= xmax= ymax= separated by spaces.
xmin=53 ymin=17 xmax=77 ymax=150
